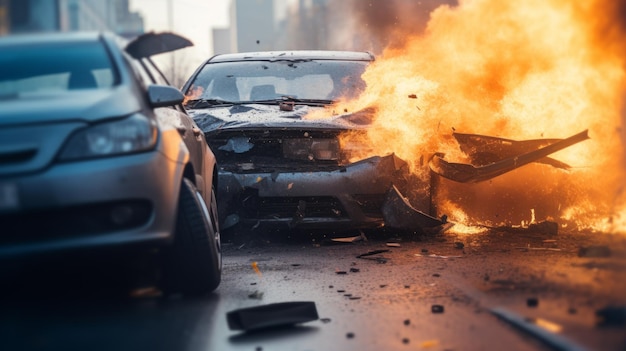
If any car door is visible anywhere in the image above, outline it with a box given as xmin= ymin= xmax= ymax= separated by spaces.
xmin=124 ymin=32 xmax=214 ymax=199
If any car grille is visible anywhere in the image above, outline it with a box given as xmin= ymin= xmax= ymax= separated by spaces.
xmin=242 ymin=195 xmax=348 ymax=219
xmin=207 ymin=129 xmax=345 ymax=172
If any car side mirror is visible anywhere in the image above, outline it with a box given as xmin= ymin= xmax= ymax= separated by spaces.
xmin=148 ymin=84 xmax=184 ymax=108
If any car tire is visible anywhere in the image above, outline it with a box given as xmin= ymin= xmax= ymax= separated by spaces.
xmin=161 ymin=178 xmax=221 ymax=295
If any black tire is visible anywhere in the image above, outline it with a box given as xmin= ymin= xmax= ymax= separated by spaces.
xmin=161 ymin=178 xmax=221 ymax=295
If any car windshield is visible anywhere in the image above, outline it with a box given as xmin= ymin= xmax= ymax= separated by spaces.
xmin=0 ymin=40 xmax=117 ymax=97
xmin=185 ymin=60 xmax=369 ymax=104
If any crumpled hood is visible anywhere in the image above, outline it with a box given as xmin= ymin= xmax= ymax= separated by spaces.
xmin=189 ymin=104 xmax=373 ymax=133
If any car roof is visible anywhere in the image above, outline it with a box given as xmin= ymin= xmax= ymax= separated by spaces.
xmin=0 ymin=31 xmax=193 ymax=59
xmin=208 ymin=50 xmax=375 ymax=63
xmin=0 ymin=31 xmax=107 ymax=47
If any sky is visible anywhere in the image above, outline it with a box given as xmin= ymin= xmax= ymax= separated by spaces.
xmin=128 ymin=0 xmax=232 ymax=79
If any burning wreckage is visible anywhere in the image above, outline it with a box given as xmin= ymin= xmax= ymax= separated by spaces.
xmin=182 ymin=51 xmax=589 ymax=234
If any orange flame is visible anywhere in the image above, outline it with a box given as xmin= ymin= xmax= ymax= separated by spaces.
xmin=183 ymin=85 xmax=203 ymax=105
xmin=314 ymin=0 xmax=626 ymax=234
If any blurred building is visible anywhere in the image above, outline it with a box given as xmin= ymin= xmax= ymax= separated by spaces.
xmin=217 ymin=0 xmax=457 ymax=54
xmin=0 ymin=0 xmax=9 ymax=35
xmin=229 ymin=0 xmax=275 ymax=52
xmin=212 ymin=27 xmax=231 ymax=55
xmin=1 ymin=0 xmax=143 ymax=37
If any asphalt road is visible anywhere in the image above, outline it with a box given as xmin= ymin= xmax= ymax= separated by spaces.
xmin=2 ymin=229 xmax=625 ymax=351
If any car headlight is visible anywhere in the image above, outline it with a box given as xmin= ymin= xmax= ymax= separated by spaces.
xmin=59 ymin=114 xmax=158 ymax=161
xmin=283 ymin=138 xmax=339 ymax=161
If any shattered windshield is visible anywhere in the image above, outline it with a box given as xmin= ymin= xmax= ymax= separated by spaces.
xmin=184 ymin=60 xmax=369 ymax=104
xmin=0 ymin=40 xmax=117 ymax=97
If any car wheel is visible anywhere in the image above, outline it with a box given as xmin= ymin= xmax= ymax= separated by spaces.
xmin=161 ymin=178 xmax=221 ymax=295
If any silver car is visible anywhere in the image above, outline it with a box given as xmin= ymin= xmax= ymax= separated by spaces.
xmin=0 ymin=32 xmax=221 ymax=294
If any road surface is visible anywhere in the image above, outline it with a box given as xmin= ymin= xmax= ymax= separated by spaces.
xmin=2 ymin=229 xmax=625 ymax=351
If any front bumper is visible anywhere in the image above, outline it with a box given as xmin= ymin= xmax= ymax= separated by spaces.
xmin=0 ymin=150 xmax=183 ymax=258
xmin=217 ymin=153 xmax=437 ymax=231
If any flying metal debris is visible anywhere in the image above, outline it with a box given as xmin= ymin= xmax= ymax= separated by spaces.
xmin=430 ymin=130 xmax=589 ymax=183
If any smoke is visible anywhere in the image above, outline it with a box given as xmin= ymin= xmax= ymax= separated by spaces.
xmin=326 ymin=0 xmax=458 ymax=54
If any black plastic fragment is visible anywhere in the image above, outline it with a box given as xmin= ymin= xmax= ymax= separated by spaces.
xmin=356 ymin=249 xmax=389 ymax=258
xmin=578 ymin=245 xmax=611 ymax=258
xmin=226 ymin=301 xmax=318 ymax=331
xmin=431 ymin=305 xmax=445 ymax=313
xmin=596 ymin=305 xmax=626 ymax=326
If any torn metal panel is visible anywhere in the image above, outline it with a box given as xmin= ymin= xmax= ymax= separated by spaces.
xmin=382 ymin=185 xmax=444 ymax=230
xmin=453 ymin=132 xmax=572 ymax=169
xmin=430 ymin=130 xmax=589 ymax=183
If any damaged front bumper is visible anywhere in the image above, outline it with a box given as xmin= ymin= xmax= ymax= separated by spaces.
xmin=216 ymin=153 xmax=442 ymax=232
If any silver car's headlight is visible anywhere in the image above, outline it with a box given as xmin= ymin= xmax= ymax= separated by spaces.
xmin=59 ymin=114 xmax=158 ymax=161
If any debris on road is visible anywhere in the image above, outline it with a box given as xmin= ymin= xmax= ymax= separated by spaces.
xmin=335 ymin=270 xmax=348 ymax=275
xmin=248 ymin=290 xmax=264 ymax=300
xmin=578 ymin=245 xmax=611 ymax=258
xmin=386 ymin=242 xmax=401 ymax=247
xmin=320 ymin=318 xmax=332 ymax=324
xmin=415 ymin=253 xmax=463 ymax=259
xmin=356 ymin=249 xmax=390 ymax=258
xmin=454 ymin=242 xmax=464 ymax=249
xmin=349 ymin=268 xmax=360 ymax=273
xmin=517 ymin=245 xmax=562 ymax=252
xmin=491 ymin=307 xmax=588 ymax=351
xmin=527 ymin=297 xmax=539 ymax=307
xmin=596 ymin=305 xmax=626 ymax=327
xmin=356 ymin=249 xmax=390 ymax=263
xmin=226 ymin=301 xmax=319 ymax=331
xmin=528 ymin=221 xmax=559 ymax=235
xmin=404 ymin=319 xmax=411 ymax=326
xmin=330 ymin=232 xmax=367 ymax=244
xmin=431 ymin=305 xmax=445 ymax=313
xmin=494 ymin=220 xmax=559 ymax=236
xmin=346 ymin=332 xmax=355 ymax=339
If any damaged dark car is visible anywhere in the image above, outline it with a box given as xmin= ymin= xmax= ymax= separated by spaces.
xmin=182 ymin=51 xmax=588 ymax=235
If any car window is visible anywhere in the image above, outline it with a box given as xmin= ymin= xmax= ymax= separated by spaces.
xmin=0 ymin=40 xmax=116 ymax=96
xmin=129 ymin=57 xmax=154 ymax=87
xmin=185 ymin=60 xmax=369 ymax=102
xmin=141 ymin=58 xmax=170 ymax=86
